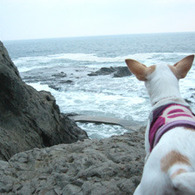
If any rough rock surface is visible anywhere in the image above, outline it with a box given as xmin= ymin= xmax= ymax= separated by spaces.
xmin=0 ymin=41 xmax=88 ymax=161
xmin=88 ymin=66 xmax=132 ymax=77
xmin=0 ymin=128 xmax=145 ymax=195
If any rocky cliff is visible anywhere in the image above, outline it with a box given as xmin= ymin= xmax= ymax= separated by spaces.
xmin=0 ymin=41 xmax=88 ymax=161
xmin=0 ymin=129 xmax=144 ymax=195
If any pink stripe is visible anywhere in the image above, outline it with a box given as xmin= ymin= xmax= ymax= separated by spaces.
xmin=168 ymin=109 xmax=184 ymax=114
xmin=149 ymin=117 xmax=165 ymax=151
xmin=168 ymin=114 xmax=193 ymax=118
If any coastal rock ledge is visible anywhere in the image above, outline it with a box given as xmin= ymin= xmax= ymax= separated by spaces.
xmin=0 ymin=130 xmax=144 ymax=195
xmin=0 ymin=41 xmax=88 ymax=161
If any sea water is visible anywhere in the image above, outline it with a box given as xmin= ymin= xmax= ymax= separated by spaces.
xmin=4 ymin=33 xmax=195 ymax=139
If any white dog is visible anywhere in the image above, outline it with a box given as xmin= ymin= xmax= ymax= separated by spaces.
xmin=125 ymin=55 xmax=195 ymax=195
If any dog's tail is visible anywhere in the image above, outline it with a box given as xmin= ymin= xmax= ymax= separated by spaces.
xmin=170 ymin=168 xmax=195 ymax=194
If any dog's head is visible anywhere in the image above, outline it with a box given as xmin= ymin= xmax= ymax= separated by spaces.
xmin=125 ymin=55 xmax=194 ymax=105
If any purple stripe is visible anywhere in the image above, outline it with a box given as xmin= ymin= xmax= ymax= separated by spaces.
xmin=149 ymin=117 xmax=165 ymax=151
xmin=153 ymin=120 xmax=195 ymax=148
xmin=149 ymin=103 xmax=176 ymax=150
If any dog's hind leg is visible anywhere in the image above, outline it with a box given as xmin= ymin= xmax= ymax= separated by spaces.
xmin=172 ymin=171 xmax=195 ymax=195
xmin=133 ymin=170 xmax=167 ymax=195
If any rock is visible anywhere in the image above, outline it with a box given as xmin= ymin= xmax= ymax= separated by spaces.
xmin=185 ymin=99 xmax=192 ymax=104
xmin=113 ymin=67 xmax=132 ymax=78
xmin=70 ymin=115 xmax=142 ymax=131
xmin=52 ymin=72 xmax=67 ymax=78
xmin=60 ymin=80 xmax=74 ymax=84
xmin=0 ymin=128 xmax=145 ymax=195
xmin=48 ymin=84 xmax=61 ymax=91
xmin=49 ymin=80 xmax=74 ymax=91
xmin=88 ymin=67 xmax=116 ymax=76
xmin=88 ymin=66 xmax=132 ymax=78
xmin=0 ymin=41 xmax=88 ymax=161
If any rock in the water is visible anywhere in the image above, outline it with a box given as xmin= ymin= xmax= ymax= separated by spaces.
xmin=113 ymin=67 xmax=132 ymax=78
xmin=52 ymin=72 xmax=67 ymax=78
xmin=0 ymin=128 xmax=145 ymax=195
xmin=0 ymin=41 xmax=88 ymax=161
xmin=88 ymin=67 xmax=116 ymax=76
xmin=60 ymin=80 xmax=74 ymax=84
xmin=88 ymin=66 xmax=132 ymax=78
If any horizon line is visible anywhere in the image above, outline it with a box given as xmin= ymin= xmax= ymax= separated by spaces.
xmin=2 ymin=31 xmax=195 ymax=42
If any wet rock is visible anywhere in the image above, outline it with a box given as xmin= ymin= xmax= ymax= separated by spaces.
xmin=88 ymin=66 xmax=132 ymax=77
xmin=113 ymin=67 xmax=132 ymax=78
xmin=0 ymin=128 xmax=145 ymax=195
xmin=0 ymin=41 xmax=88 ymax=161
xmin=88 ymin=67 xmax=116 ymax=76
xmin=52 ymin=72 xmax=67 ymax=78
xmin=48 ymin=84 xmax=61 ymax=91
xmin=60 ymin=80 xmax=74 ymax=84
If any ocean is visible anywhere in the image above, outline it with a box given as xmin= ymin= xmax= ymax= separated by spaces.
xmin=4 ymin=32 xmax=195 ymax=139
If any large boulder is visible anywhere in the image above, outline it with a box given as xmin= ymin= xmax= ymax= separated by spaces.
xmin=0 ymin=41 xmax=88 ymax=161
xmin=0 ymin=128 xmax=145 ymax=195
xmin=88 ymin=66 xmax=132 ymax=77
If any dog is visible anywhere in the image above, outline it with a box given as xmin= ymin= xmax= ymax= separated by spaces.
xmin=125 ymin=55 xmax=195 ymax=195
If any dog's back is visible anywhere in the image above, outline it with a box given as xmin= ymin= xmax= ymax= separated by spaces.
xmin=125 ymin=55 xmax=195 ymax=195
xmin=136 ymin=127 xmax=195 ymax=195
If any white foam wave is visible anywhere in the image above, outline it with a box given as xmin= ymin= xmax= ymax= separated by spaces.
xmin=14 ymin=52 xmax=194 ymax=72
xmin=13 ymin=56 xmax=52 ymax=73
xmin=27 ymin=82 xmax=53 ymax=92
xmin=48 ymin=52 xmax=195 ymax=64
xmin=50 ymin=53 xmax=124 ymax=63
xmin=77 ymin=122 xmax=127 ymax=139
xmin=14 ymin=56 xmax=52 ymax=65
xmin=27 ymin=80 xmax=147 ymax=121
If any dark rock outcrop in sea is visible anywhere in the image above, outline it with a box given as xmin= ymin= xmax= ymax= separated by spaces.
xmin=0 ymin=128 xmax=145 ymax=195
xmin=0 ymin=41 xmax=88 ymax=161
xmin=88 ymin=66 xmax=132 ymax=77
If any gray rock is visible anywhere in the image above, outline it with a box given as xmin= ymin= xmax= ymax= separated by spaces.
xmin=52 ymin=72 xmax=67 ymax=78
xmin=113 ymin=67 xmax=132 ymax=78
xmin=0 ymin=41 xmax=88 ymax=161
xmin=0 ymin=128 xmax=145 ymax=195
xmin=60 ymin=80 xmax=74 ymax=84
xmin=70 ymin=115 xmax=143 ymax=132
xmin=88 ymin=67 xmax=116 ymax=76
xmin=88 ymin=66 xmax=132 ymax=77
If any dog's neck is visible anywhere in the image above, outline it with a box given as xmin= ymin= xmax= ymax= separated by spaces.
xmin=152 ymin=96 xmax=188 ymax=109
xmin=145 ymin=64 xmax=188 ymax=109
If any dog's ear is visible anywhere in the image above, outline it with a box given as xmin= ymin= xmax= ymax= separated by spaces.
xmin=125 ymin=59 xmax=155 ymax=81
xmin=171 ymin=55 xmax=194 ymax=79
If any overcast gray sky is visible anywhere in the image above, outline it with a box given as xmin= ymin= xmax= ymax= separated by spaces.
xmin=0 ymin=0 xmax=195 ymax=41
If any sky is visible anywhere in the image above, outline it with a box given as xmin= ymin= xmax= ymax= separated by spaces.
xmin=0 ymin=0 xmax=195 ymax=41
